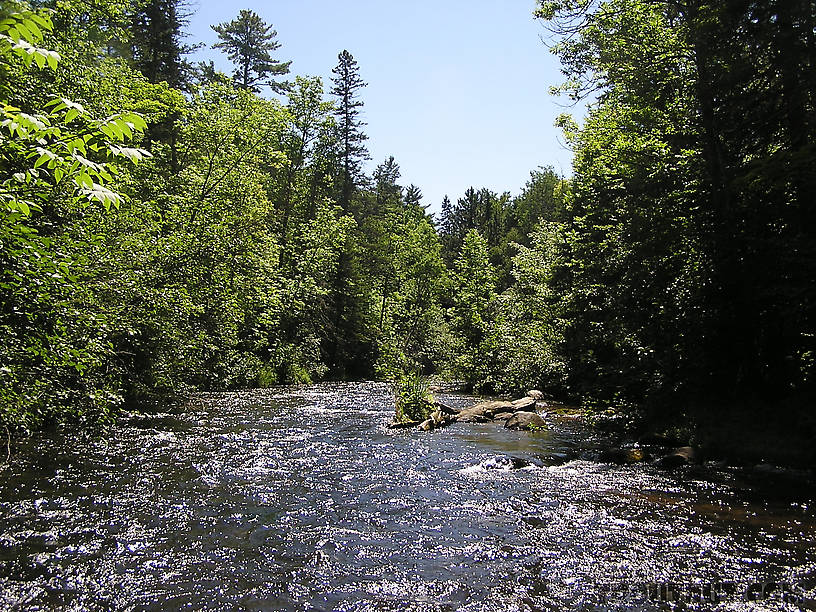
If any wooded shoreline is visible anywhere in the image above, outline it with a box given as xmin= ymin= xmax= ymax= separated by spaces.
xmin=1 ymin=2 xmax=813 ymax=468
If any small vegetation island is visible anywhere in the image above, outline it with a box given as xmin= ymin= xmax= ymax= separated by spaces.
xmin=1 ymin=0 xmax=814 ymax=465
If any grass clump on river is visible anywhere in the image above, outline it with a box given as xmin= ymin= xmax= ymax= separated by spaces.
xmin=392 ymin=372 xmax=433 ymax=423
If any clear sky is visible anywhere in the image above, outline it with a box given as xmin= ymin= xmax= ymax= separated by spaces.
xmin=186 ymin=0 xmax=576 ymax=213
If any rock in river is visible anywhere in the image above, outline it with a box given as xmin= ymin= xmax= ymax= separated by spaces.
xmin=387 ymin=420 xmax=420 ymax=429
xmin=456 ymin=400 xmax=513 ymax=423
xmin=599 ymin=447 xmax=647 ymax=464
xmin=466 ymin=455 xmax=531 ymax=471
xmin=419 ymin=419 xmax=435 ymax=432
xmin=456 ymin=410 xmax=491 ymax=423
xmin=434 ymin=400 xmax=458 ymax=415
xmin=656 ymin=446 xmax=699 ymax=469
xmin=511 ymin=397 xmax=537 ymax=412
xmin=505 ymin=411 xmax=547 ymax=431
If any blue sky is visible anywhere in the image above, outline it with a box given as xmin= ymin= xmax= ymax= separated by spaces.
xmin=186 ymin=1 xmax=576 ymax=212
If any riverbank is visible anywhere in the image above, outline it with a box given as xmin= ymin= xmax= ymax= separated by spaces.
xmin=592 ymin=401 xmax=816 ymax=471
xmin=413 ymin=382 xmax=816 ymax=471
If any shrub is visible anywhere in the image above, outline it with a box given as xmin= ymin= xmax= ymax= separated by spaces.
xmin=393 ymin=371 xmax=431 ymax=423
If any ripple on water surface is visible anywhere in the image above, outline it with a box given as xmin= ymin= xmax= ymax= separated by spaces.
xmin=1 ymin=382 xmax=815 ymax=611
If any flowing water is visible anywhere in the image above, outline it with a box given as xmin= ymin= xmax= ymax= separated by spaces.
xmin=1 ymin=382 xmax=815 ymax=611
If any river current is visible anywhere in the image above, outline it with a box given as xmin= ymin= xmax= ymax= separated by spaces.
xmin=0 ymin=382 xmax=814 ymax=610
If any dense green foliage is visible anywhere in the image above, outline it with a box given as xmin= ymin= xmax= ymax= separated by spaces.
xmin=0 ymin=1 xmax=450 ymax=432
xmin=438 ymin=0 xmax=815 ymax=454
xmin=2 ymin=0 xmax=813 ymax=459
xmin=519 ymin=0 xmax=814 ymax=450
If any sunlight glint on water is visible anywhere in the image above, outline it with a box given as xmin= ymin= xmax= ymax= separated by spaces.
xmin=0 ymin=382 xmax=814 ymax=610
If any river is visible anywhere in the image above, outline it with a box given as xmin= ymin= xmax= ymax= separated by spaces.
xmin=0 ymin=382 xmax=814 ymax=610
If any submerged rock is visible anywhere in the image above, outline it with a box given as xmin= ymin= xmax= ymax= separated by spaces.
xmin=505 ymin=411 xmax=547 ymax=431
xmin=638 ymin=433 xmax=685 ymax=448
xmin=387 ymin=420 xmax=420 ymax=429
xmin=599 ymin=447 xmax=647 ymax=465
xmin=656 ymin=446 xmax=699 ymax=469
xmin=463 ymin=455 xmax=532 ymax=473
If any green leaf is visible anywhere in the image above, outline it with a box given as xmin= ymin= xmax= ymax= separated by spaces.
xmin=29 ymin=14 xmax=52 ymax=30
xmin=115 ymin=118 xmax=133 ymax=139
xmin=23 ymin=19 xmax=41 ymax=40
xmin=15 ymin=22 xmax=32 ymax=42
xmin=99 ymin=124 xmax=118 ymax=140
xmin=82 ymin=183 xmax=122 ymax=211
xmin=123 ymin=112 xmax=148 ymax=131
xmin=69 ymin=138 xmax=87 ymax=155
xmin=75 ymin=173 xmax=93 ymax=189
xmin=46 ymin=50 xmax=59 ymax=70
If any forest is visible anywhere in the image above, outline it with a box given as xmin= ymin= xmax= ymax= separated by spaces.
xmin=1 ymin=0 xmax=814 ymax=462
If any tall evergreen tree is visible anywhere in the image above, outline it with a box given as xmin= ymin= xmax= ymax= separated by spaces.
xmin=130 ymin=0 xmax=191 ymax=89
xmin=373 ymin=156 xmax=401 ymax=209
xmin=403 ymin=184 xmax=428 ymax=222
xmin=404 ymin=185 xmax=423 ymax=209
xmin=323 ymin=52 xmax=371 ymax=376
xmin=330 ymin=50 xmax=369 ymax=212
xmin=211 ymin=9 xmax=291 ymax=93
xmin=129 ymin=0 xmax=194 ymax=171
xmin=439 ymin=195 xmax=453 ymax=233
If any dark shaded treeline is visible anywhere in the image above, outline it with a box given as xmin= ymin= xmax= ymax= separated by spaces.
xmin=2 ymin=0 xmax=814 ymax=463
xmin=530 ymin=0 xmax=816 ymax=460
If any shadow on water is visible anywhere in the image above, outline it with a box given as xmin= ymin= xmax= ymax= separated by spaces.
xmin=1 ymin=382 xmax=815 ymax=610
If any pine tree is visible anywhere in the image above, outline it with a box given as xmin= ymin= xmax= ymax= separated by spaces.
xmin=330 ymin=50 xmax=369 ymax=212
xmin=404 ymin=185 xmax=423 ymax=209
xmin=373 ymin=156 xmax=401 ymax=209
xmin=403 ymin=184 xmax=428 ymax=221
xmin=439 ymin=196 xmax=453 ymax=234
xmin=130 ymin=0 xmax=191 ymax=89
xmin=212 ymin=9 xmax=291 ymax=93
xmin=129 ymin=0 xmax=194 ymax=171
xmin=324 ymin=52 xmax=371 ymax=376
